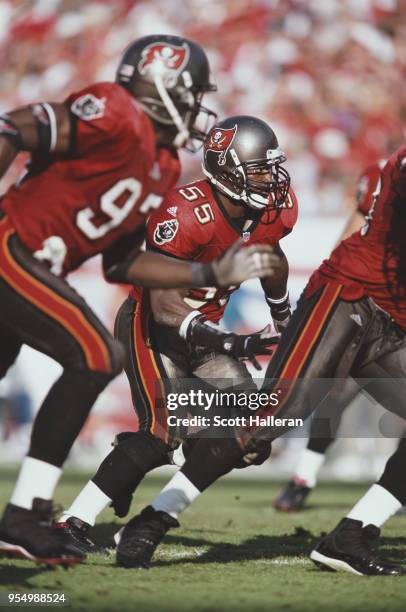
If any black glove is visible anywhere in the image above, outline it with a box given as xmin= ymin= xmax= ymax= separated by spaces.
xmin=183 ymin=314 xmax=279 ymax=370
xmin=222 ymin=330 xmax=278 ymax=370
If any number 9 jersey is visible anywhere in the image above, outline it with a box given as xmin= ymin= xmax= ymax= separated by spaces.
xmin=133 ymin=178 xmax=298 ymax=323
xmin=1 ymin=82 xmax=180 ymax=275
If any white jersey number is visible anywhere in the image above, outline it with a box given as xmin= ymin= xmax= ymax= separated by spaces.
xmin=77 ymin=178 xmax=162 ymax=240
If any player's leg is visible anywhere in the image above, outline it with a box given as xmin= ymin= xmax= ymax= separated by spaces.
xmin=274 ymin=377 xmax=360 ymax=512
xmin=0 ymin=226 xmax=123 ymax=565
xmin=152 ymin=286 xmax=365 ymax=517
xmin=58 ymin=295 xmax=187 ymax=550
xmin=311 ymin=328 xmax=406 ymax=575
xmin=116 ymin=352 xmax=257 ymax=568
xmin=311 ymin=438 xmax=406 ymax=576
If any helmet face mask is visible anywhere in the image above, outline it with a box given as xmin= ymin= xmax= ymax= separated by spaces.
xmin=202 ymin=116 xmax=291 ymax=212
xmin=116 ymin=35 xmax=217 ymax=150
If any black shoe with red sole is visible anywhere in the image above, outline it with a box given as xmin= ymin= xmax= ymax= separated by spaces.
xmin=0 ymin=499 xmax=85 ymax=567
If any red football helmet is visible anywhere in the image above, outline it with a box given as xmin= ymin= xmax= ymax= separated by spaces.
xmin=117 ymin=35 xmax=217 ymax=150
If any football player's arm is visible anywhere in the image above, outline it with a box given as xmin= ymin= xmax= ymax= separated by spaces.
xmin=150 ymin=287 xmax=277 ymax=370
xmin=150 ymin=288 xmax=191 ymax=327
xmin=260 ymin=243 xmax=291 ymax=334
xmin=105 ymin=239 xmax=281 ymax=289
xmin=0 ymin=103 xmax=71 ymax=177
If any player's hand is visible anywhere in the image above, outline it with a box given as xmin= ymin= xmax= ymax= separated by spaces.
xmin=234 ymin=441 xmax=272 ymax=468
xmin=222 ymin=329 xmax=279 ymax=370
xmin=272 ymin=312 xmax=291 ymax=335
xmin=212 ymin=239 xmax=281 ymax=287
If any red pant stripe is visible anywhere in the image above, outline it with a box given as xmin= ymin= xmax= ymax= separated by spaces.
xmin=132 ymin=295 xmax=168 ymax=442
xmin=0 ymin=218 xmax=110 ymax=371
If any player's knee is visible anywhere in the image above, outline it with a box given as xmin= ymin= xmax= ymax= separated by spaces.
xmin=113 ymin=430 xmax=171 ymax=472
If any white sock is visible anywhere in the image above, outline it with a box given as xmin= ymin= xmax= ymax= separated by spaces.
xmin=346 ymin=484 xmax=402 ymax=527
xmin=11 ymin=457 xmax=62 ymax=510
xmin=151 ymin=471 xmax=201 ymax=519
xmin=58 ymin=481 xmax=112 ymax=527
xmin=294 ymin=449 xmax=325 ymax=488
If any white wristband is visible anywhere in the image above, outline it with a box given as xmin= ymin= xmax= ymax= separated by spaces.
xmin=266 ymin=290 xmax=289 ymax=305
xmin=179 ymin=310 xmax=202 ymax=340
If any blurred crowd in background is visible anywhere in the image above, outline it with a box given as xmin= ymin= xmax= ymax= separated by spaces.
xmin=0 ymin=0 xmax=404 ymax=473
xmin=1 ymin=0 xmax=405 ymax=211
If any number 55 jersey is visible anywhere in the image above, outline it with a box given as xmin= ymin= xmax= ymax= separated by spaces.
xmin=1 ymin=82 xmax=180 ymax=275
xmin=307 ymin=145 xmax=406 ymax=330
xmin=131 ymin=178 xmax=298 ymax=323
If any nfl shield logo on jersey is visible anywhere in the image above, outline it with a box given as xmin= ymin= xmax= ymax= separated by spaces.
xmin=153 ymin=219 xmax=179 ymax=245
xmin=71 ymin=94 xmax=106 ymax=121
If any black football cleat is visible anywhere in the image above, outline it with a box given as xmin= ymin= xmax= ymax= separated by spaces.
xmin=273 ymin=479 xmax=311 ymax=512
xmin=55 ymin=516 xmax=109 ymax=555
xmin=116 ymin=505 xmax=179 ymax=569
xmin=0 ymin=499 xmax=85 ymax=566
xmin=310 ymin=518 xmax=405 ymax=576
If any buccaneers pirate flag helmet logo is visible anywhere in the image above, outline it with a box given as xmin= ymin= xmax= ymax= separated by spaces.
xmin=138 ymin=42 xmax=189 ymax=87
xmin=204 ymin=125 xmax=237 ymax=166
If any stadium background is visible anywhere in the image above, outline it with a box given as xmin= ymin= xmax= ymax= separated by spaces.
xmin=0 ymin=0 xmax=404 ymax=480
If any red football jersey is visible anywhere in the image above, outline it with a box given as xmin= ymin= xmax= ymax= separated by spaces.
xmin=356 ymin=160 xmax=386 ymax=215
xmin=131 ymin=178 xmax=298 ymax=322
xmin=307 ymin=145 xmax=406 ymax=328
xmin=1 ymin=82 xmax=180 ymax=274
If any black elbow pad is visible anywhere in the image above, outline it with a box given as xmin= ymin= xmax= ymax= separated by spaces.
xmin=104 ymin=260 xmax=133 ymax=284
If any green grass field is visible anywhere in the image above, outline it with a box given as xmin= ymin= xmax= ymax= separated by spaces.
xmin=0 ymin=468 xmax=405 ymax=612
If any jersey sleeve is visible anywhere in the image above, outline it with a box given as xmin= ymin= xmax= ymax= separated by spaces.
xmin=391 ymin=145 xmax=406 ymax=197
xmin=278 ymin=187 xmax=298 ymax=238
xmin=356 ymin=163 xmax=382 ymax=215
xmin=146 ymin=190 xmax=207 ymax=260
xmin=66 ymin=82 xmax=140 ymax=155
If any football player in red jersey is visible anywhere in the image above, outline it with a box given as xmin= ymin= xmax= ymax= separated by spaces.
xmin=120 ymin=145 xmax=406 ymax=574
xmin=273 ymin=160 xmax=388 ymax=513
xmin=0 ymin=36 xmax=278 ymax=567
xmin=54 ymin=115 xmax=297 ymax=562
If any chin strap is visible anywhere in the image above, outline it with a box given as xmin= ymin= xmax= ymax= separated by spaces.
xmin=154 ymin=75 xmax=190 ymax=147
xmin=201 ymin=165 xmax=268 ymax=212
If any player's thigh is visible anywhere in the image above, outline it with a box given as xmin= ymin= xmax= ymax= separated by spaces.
xmin=115 ymin=295 xmax=188 ymax=445
xmin=253 ymin=288 xmax=366 ymax=440
xmin=308 ymin=376 xmax=361 ymax=439
xmin=265 ymin=285 xmax=363 ymax=382
xmin=193 ymin=352 xmax=255 ymax=390
xmin=356 ymin=342 xmax=406 ymax=423
xmin=0 ymin=230 xmax=122 ymax=375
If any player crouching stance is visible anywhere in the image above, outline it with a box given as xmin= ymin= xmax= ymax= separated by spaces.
xmin=0 ymin=36 xmax=276 ymax=567
xmin=114 ymin=144 xmax=406 ymax=575
xmin=58 ymin=115 xmax=297 ymax=566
